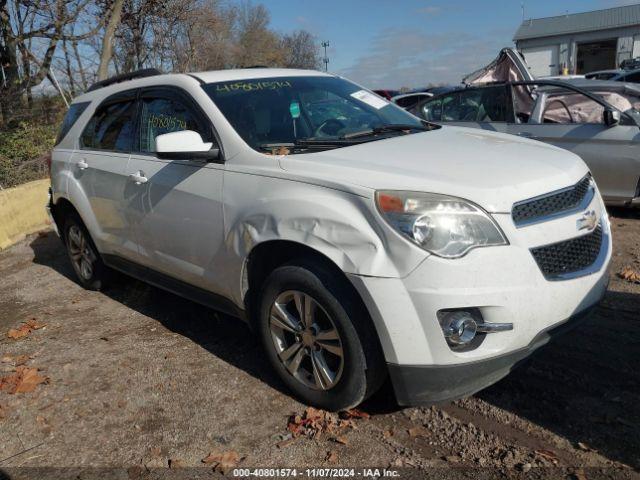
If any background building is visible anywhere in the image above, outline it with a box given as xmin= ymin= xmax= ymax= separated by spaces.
xmin=514 ymin=4 xmax=640 ymax=77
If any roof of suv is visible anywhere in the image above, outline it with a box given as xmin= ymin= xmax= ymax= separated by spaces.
xmin=190 ymin=68 xmax=332 ymax=83
xmin=73 ymin=68 xmax=333 ymax=104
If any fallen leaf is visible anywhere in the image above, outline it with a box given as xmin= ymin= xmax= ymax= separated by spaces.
xmin=535 ymin=449 xmax=559 ymax=464
xmin=6 ymin=319 xmax=46 ymax=340
xmin=618 ymin=266 xmax=640 ymax=284
xmin=7 ymin=325 xmax=32 ymax=340
xmin=408 ymin=426 xmax=426 ymax=438
xmin=340 ymin=408 xmax=370 ymax=420
xmin=201 ymin=450 xmax=241 ymax=473
xmin=325 ymin=451 xmax=338 ymax=463
xmin=25 ymin=318 xmax=46 ymax=330
xmin=332 ymin=435 xmax=348 ymax=445
xmin=167 ymin=458 xmax=183 ymax=469
xmin=276 ymin=437 xmax=296 ymax=449
xmin=0 ymin=366 xmax=48 ymax=394
xmin=0 ymin=404 xmax=5 ymax=419
xmin=1 ymin=354 xmax=30 ymax=366
xmin=382 ymin=429 xmax=394 ymax=439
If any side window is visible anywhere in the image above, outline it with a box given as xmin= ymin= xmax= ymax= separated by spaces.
xmin=80 ymin=101 xmax=137 ymax=152
xmin=542 ymin=89 xmax=604 ymax=124
xmin=441 ymin=94 xmax=460 ymax=121
xmin=421 ymin=98 xmax=442 ymax=121
xmin=56 ymin=101 xmax=90 ymax=145
xmin=456 ymin=86 xmax=507 ymax=122
xmin=138 ymin=95 xmax=210 ymax=153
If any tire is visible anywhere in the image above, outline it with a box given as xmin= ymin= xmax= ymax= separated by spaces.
xmin=63 ymin=213 xmax=109 ymax=290
xmin=257 ymin=259 xmax=386 ymax=411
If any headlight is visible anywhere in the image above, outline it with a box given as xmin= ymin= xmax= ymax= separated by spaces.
xmin=375 ymin=191 xmax=508 ymax=258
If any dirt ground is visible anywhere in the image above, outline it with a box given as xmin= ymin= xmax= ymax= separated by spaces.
xmin=0 ymin=209 xmax=638 ymax=480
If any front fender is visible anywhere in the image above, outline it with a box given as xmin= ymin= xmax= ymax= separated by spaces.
xmin=222 ymin=170 xmax=428 ymax=305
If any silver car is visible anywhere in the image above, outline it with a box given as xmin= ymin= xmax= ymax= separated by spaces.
xmin=413 ymin=49 xmax=640 ymax=207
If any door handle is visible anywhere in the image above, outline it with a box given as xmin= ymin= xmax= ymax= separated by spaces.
xmin=129 ymin=171 xmax=148 ymax=185
xmin=77 ymin=159 xmax=88 ymax=170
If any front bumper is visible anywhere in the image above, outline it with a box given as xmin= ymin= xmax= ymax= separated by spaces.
xmin=348 ymin=192 xmax=611 ymax=404
xmin=387 ymin=303 xmax=600 ymax=405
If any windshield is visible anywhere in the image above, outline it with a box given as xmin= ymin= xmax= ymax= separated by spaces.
xmin=202 ymin=76 xmax=426 ymax=153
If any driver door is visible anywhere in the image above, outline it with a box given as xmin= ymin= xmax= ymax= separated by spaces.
xmin=126 ymin=86 xmax=227 ymax=294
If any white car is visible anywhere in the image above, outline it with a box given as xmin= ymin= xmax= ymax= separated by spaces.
xmin=48 ymin=68 xmax=611 ymax=410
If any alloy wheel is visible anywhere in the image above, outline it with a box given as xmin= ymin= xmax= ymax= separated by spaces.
xmin=67 ymin=225 xmax=96 ymax=281
xmin=269 ymin=290 xmax=344 ymax=390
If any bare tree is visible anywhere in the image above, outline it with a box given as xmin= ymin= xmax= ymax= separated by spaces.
xmin=0 ymin=0 xmax=103 ymax=125
xmin=233 ymin=2 xmax=283 ymax=67
xmin=97 ymin=0 xmax=124 ymax=80
xmin=281 ymin=30 xmax=321 ymax=69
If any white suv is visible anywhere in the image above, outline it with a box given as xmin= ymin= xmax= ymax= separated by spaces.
xmin=48 ymin=68 xmax=611 ymax=410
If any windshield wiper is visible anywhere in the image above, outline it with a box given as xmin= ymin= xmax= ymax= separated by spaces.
xmin=258 ymin=140 xmax=352 ymax=154
xmin=340 ymin=124 xmax=429 ymax=140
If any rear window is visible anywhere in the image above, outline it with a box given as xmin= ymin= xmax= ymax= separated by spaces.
xmin=80 ymin=101 xmax=137 ymax=152
xmin=55 ymin=102 xmax=90 ymax=145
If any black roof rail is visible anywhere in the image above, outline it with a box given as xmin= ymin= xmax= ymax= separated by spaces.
xmin=86 ymin=68 xmax=162 ymax=93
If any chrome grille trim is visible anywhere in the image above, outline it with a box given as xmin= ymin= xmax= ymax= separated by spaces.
xmin=512 ymin=175 xmax=595 ymax=227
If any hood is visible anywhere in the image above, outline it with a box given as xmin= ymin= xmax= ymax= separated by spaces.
xmin=279 ymin=127 xmax=588 ymax=213
xmin=463 ymin=48 xmax=534 ymax=85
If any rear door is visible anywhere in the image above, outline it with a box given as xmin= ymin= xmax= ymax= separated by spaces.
xmin=72 ymin=90 xmax=140 ymax=260
xmin=126 ymin=86 xmax=226 ymax=293
xmin=508 ymin=82 xmax=640 ymax=203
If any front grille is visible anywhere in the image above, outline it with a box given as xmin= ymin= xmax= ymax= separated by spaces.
xmin=512 ymin=176 xmax=592 ymax=226
xmin=531 ymin=225 xmax=603 ymax=279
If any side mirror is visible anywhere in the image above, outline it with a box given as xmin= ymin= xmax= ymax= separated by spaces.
xmin=155 ymin=130 xmax=220 ymax=161
xmin=603 ymin=109 xmax=621 ymax=127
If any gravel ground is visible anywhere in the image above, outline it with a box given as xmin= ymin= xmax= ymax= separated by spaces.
xmin=0 ymin=210 xmax=638 ymax=480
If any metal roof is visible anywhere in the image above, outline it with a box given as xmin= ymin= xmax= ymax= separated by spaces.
xmin=514 ymin=4 xmax=640 ymax=41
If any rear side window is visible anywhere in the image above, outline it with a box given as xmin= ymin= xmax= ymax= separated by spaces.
xmin=80 ymin=101 xmax=137 ymax=152
xmin=55 ymin=102 xmax=90 ymax=145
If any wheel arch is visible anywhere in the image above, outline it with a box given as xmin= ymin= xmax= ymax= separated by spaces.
xmin=243 ymin=239 xmax=388 ymax=386
xmin=242 ymin=240 xmax=376 ymax=336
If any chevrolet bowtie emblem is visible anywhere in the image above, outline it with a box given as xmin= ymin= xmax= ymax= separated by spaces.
xmin=577 ymin=210 xmax=598 ymax=231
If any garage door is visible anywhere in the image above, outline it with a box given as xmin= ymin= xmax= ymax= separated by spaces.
xmin=521 ymin=45 xmax=559 ymax=77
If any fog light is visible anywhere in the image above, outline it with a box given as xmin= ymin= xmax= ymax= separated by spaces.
xmin=441 ymin=311 xmax=477 ymax=346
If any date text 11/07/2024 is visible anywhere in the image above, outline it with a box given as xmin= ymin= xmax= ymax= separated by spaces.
xmin=231 ymin=468 xmax=401 ymax=478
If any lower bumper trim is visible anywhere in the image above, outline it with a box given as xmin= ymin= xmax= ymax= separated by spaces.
xmin=388 ymin=304 xmax=598 ymax=406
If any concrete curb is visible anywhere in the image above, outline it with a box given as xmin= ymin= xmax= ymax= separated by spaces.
xmin=0 ymin=179 xmax=51 ymax=251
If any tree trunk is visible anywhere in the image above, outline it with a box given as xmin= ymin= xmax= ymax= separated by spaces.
xmin=62 ymin=37 xmax=76 ymax=96
xmin=72 ymin=40 xmax=88 ymax=90
xmin=0 ymin=0 xmax=21 ymax=126
xmin=97 ymin=0 xmax=125 ymax=81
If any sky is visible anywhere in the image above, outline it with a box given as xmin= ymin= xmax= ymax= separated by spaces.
xmin=266 ymin=0 xmax=639 ymax=89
